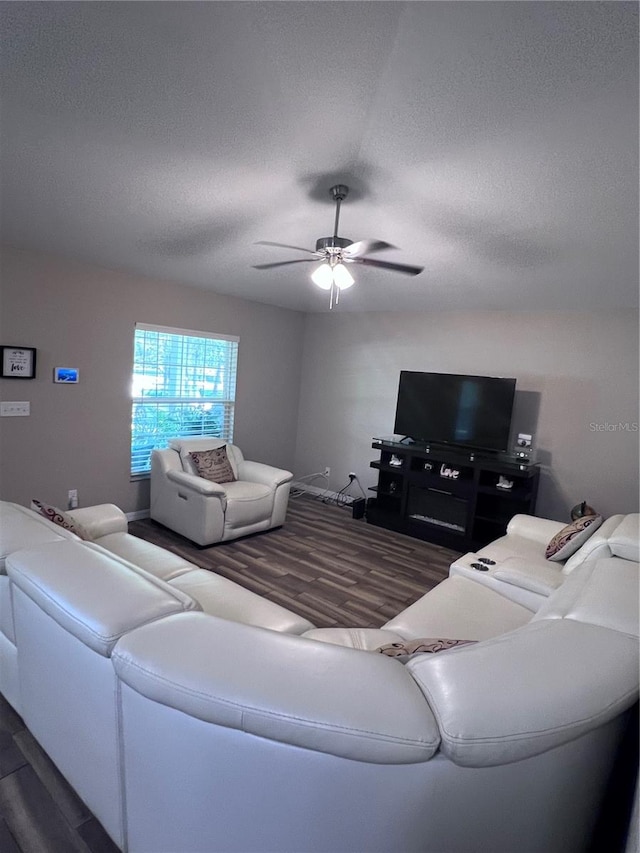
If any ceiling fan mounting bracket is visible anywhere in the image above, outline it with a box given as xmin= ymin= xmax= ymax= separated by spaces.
xmin=330 ymin=184 xmax=349 ymax=202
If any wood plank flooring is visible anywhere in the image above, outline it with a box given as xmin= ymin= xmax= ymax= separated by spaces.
xmin=0 ymin=496 xmax=459 ymax=852
xmin=129 ymin=494 xmax=460 ymax=629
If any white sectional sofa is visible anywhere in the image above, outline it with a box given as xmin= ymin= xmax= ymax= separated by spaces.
xmin=1 ymin=499 xmax=638 ymax=853
xmin=0 ymin=501 xmax=314 ymax=716
xmin=449 ymin=512 xmax=635 ymax=610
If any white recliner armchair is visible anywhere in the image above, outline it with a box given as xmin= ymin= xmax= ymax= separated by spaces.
xmin=150 ymin=438 xmax=293 ymax=546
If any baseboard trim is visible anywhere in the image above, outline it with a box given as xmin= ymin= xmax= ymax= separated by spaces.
xmin=290 ymin=481 xmax=363 ymax=508
xmin=126 ymin=509 xmax=150 ymax=521
xmin=128 ymin=486 xmax=360 ymax=522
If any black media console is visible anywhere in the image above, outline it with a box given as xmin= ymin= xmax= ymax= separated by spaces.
xmin=366 ymin=436 xmax=540 ymax=551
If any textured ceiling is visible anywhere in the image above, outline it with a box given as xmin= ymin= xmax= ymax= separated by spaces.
xmin=1 ymin=1 xmax=637 ymax=313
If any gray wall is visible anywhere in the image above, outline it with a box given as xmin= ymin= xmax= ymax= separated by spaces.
xmin=2 ymin=246 xmax=638 ymax=523
xmin=0 ymin=247 xmax=305 ymax=512
xmin=294 ymin=311 xmax=639 ymax=521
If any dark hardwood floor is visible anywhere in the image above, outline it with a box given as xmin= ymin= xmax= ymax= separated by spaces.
xmin=129 ymin=493 xmax=460 ymax=629
xmin=0 ymin=496 xmax=459 ymax=852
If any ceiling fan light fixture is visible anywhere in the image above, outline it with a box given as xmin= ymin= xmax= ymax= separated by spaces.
xmin=333 ymin=263 xmax=354 ymax=289
xmin=311 ymin=262 xmax=333 ymax=289
xmin=255 ymin=183 xmax=424 ymax=308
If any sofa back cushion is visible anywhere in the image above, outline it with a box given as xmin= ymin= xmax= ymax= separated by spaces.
xmin=561 ymin=513 xmax=625 ymax=574
xmin=533 ymin=557 xmax=639 ymax=638
xmin=407 ymin=617 xmax=638 ymax=768
xmin=7 ymin=540 xmax=199 ymax=656
xmin=113 ymin=612 xmax=440 ymax=765
xmin=0 ymin=501 xmax=77 ymax=574
xmin=607 ymin=514 xmax=640 ymax=562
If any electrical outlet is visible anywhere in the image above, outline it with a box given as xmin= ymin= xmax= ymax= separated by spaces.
xmin=68 ymin=489 xmax=78 ymax=509
xmin=324 ymin=466 xmax=330 ymax=478
xmin=348 ymin=471 xmax=357 ymax=479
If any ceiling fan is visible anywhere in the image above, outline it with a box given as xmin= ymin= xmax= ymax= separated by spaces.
xmin=253 ymin=184 xmax=424 ymax=308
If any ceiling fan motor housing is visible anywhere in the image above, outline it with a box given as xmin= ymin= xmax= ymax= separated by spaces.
xmin=315 ymin=236 xmax=353 ymax=253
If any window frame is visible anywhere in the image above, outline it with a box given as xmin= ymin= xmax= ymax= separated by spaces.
xmin=130 ymin=323 xmax=239 ymax=478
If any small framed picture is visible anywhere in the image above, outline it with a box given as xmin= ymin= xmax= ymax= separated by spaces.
xmin=516 ymin=433 xmax=532 ymax=448
xmin=53 ymin=367 xmax=79 ymax=384
xmin=1 ymin=346 xmax=36 ymax=379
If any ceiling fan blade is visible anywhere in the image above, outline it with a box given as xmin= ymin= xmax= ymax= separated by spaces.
xmin=342 ymin=239 xmax=397 ymax=257
xmin=252 ymin=258 xmax=319 ymax=270
xmin=349 ymin=257 xmax=424 ymax=276
xmin=255 ymin=240 xmax=316 ymax=255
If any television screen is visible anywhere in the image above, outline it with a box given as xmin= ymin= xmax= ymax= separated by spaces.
xmin=393 ymin=371 xmax=516 ymax=453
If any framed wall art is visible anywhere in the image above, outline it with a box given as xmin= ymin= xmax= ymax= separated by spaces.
xmin=1 ymin=346 xmax=36 ymax=379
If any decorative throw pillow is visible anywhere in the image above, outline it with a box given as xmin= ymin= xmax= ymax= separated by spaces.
xmin=545 ymin=514 xmax=603 ymax=562
xmin=189 ymin=446 xmax=236 ymax=484
xmin=376 ymin=637 xmax=477 ymax=663
xmin=30 ymin=499 xmax=90 ymax=540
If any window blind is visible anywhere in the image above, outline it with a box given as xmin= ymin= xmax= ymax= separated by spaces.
xmin=131 ymin=323 xmax=239 ymax=476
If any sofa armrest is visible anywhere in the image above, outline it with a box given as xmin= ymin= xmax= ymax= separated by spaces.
xmin=67 ymin=504 xmax=128 ymax=540
xmin=113 ymin=612 xmax=439 ymax=765
xmin=506 ymin=514 xmax=566 ymax=545
xmin=166 ymin=469 xmax=226 ymax=496
xmin=494 ymin=559 xmax=563 ymax=597
xmin=237 ymin=460 xmax=293 ymax=488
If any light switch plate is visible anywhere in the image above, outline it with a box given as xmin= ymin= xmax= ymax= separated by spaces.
xmin=0 ymin=401 xmax=30 ymax=416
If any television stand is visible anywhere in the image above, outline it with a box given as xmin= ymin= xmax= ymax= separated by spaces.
xmin=366 ymin=437 xmax=540 ymax=550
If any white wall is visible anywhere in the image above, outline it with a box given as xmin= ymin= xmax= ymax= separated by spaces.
xmin=294 ymin=311 xmax=639 ymax=521
xmin=0 ymin=248 xmax=305 ymax=512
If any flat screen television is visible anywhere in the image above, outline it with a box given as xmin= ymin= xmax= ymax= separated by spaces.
xmin=393 ymin=371 xmax=516 ymax=453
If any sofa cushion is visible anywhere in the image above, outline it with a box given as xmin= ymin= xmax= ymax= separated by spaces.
xmin=95 ymin=532 xmax=197 ymax=582
xmin=113 ymin=612 xmax=441 ymax=765
xmin=30 ymin=499 xmax=90 ymax=541
xmin=607 ymin=514 xmax=640 ymax=562
xmin=190 ymin=447 xmax=236 ymax=484
xmin=169 ymin=568 xmax=314 ymax=634
xmin=532 ymin=557 xmax=639 ymax=638
xmin=562 ymin=513 xmax=626 ymax=574
xmin=545 ymin=515 xmax=603 ymax=562
xmin=384 ymin=576 xmax=532 ymax=641
xmin=223 ymin=481 xmax=273 ymax=527
xmin=7 ymin=540 xmax=199 ymax=656
xmin=0 ymin=502 xmax=77 ymax=574
xmin=408 ymin=618 xmax=639 ymax=768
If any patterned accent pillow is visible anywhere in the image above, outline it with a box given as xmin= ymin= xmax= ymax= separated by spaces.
xmin=190 ymin=446 xmax=236 ymax=484
xmin=376 ymin=637 xmax=477 ymax=663
xmin=30 ymin=499 xmax=90 ymax=540
xmin=545 ymin=514 xmax=603 ymax=562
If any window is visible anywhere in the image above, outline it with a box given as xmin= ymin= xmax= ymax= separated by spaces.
xmin=131 ymin=323 xmax=239 ymax=476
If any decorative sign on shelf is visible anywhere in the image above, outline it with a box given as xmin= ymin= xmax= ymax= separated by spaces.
xmin=1 ymin=346 xmax=36 ymax=379
xmin=496 ymin=475 xmax=514 ymax=491
xmin=440 ymin=464 xmax=460 ymax=480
